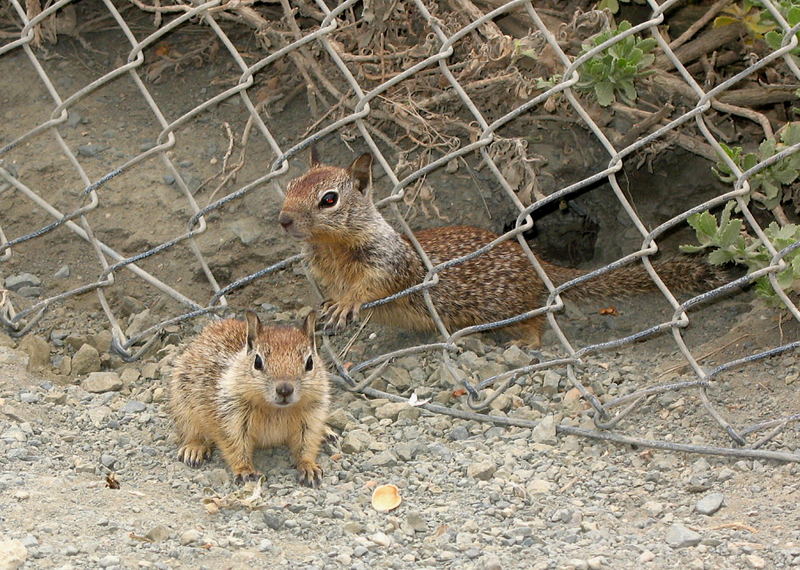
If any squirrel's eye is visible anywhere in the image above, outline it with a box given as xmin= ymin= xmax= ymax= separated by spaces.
xmin=254 ymin=354 xmax=264 ymax=371
xmin=305 ymin=355 xmax=314 ymax=371
xmin=319 ymin=191 xmax=338 ymax=208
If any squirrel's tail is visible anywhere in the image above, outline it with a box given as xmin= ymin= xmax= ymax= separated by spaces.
xmin=547 ymin=257 xmax=726 ymax=300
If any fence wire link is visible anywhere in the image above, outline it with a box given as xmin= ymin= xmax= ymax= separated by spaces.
xmin=1 ymin=0 xmax=799 ymax=462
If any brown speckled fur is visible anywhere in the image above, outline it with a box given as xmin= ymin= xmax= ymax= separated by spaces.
xmin=279 ymin=154 xmax=722 ymax=347
xmin=169 ymin=312 xmax=329 ymax=486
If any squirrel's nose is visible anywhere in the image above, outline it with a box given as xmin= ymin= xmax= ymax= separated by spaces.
xmin=276 ymin=382 xmax=294 ymax=399
xmin=278 ymin=211 xmax=294 ymax=230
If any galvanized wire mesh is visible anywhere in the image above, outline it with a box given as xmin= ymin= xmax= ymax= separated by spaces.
xmin=1 ymin=0 xmax=799 ymax=462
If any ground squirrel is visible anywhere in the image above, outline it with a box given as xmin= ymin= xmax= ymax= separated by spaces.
xmin=169 ymin=311 xmax=329 ymax=486
xmin=278 ymin=153 xmax=721 ymax=347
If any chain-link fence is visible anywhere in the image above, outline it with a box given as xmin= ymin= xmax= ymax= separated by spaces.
xmin=1 ymin=0 xmax=799 ymax=462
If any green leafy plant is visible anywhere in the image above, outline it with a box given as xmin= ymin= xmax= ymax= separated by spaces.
xmin=714 ymin=0 xmax=777 ymax=37
xmin=576 ymin=21 xmax=657 ymax=107
xmin=716 ymin=0 xmax=800 ymax=55
xmin=713 ymin=122 xmax=800 ymax=209
xmin=596 ymin=0 xmax=647 ymax=15
xmin=764 ymin=0 xmax=800 ymax=57
xmin=681 ymin=202 xmax=800 ymax=303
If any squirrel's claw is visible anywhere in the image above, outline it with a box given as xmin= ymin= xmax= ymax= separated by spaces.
xmin=177 ymin=443 xmax=212 ymax=468
xmin=296 ymin=462 xmax=323 ymax=488
xmin=234 ymin=470 xmax=262 ymax=484
xmin=320 ymin=300 xmax=360 ymax=331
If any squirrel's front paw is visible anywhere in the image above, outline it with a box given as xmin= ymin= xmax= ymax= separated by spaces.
xmin=320 ymin=299 xmax=360 ymax=331
xmin=296 ymin=460 xmax=323 ymax=488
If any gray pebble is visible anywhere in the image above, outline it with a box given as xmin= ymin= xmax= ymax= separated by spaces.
xmin=121 ymin=401 xmax=146 ymax=414
xmin=228 ymin=217 xmax=263 ymax=246
xmin=145 ymin=525 xmax=172 ymax=542
xmin=368 ymin=451 xmax=397 ymax=467
xmin=531 ymin=415 xmax=557 ymax=445
xmin=53 ymin=265 xmax=70 ymax=279
xmin=449 ymin=426 xmax=470 ymax=441
xmin=100 ymin=454 xmax=116 ymax=469
xmin=695 ymin=492 xmax=724 ymax=516
xmin=208 ymin=468 xmax=230 ymax=487
xmin=4 ymin=273 xmax=41 ymax=291
xmin=77 ymin=143 xmax=107 ymax=157
xmin=179 ymin=529 xmax=202 ymax=546
xmin=262 ymin=511 xmax=284 ymax=530
xmin=98 ymin=554 xmax=120 ymax=567
xmin=665 ymin=523 xmax=701 ymax=548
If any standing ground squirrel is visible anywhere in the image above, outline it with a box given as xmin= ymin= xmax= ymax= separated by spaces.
xmin=278 ymin=153 xmax=721 ymax=347
xmin=169 ymin=310 xmax=329 ymax=486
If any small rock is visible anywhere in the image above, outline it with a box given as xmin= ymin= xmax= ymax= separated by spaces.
xmin=229 ymin=217 xmax=263 ymax=245
xmin=502 ymin=345 xmax=532 ymax=367
xmin=665 ymin=523 xmax=701 ymax=548
xmin=0 ymin=332 xmax=15 ymax=348
xmin=54 ymin=265 xmax=70 ymax=278
xmin=120 ymin=368 xmax=140 ymax=385
xmin=82 ymin=372 xmax=122 ymax=393
xmin=262 ymin=511 xmax=284 ymax=531
xmin=140 ymin=362 xmax=158 ymax=379
xmin=19 ymin=335 xmax=49 ymax=372
xmin=326 ymin=408 xmax=352 ymax=431
xmin=341 ymin=430 xmax=372 ymax=454
xmin=374 ymin=402 xmax=407 ymax=421
xmin=480 ymin=555 xmax=503 ymax=570
xmin=98 ymin=554 xmax=120 ymax=568
xmin=638 ymin=550 xmax=655 ymax=563
xmin=369 ymin=532 xmax=391 ymax=547
xmin=531 ymin=414 xmax=557 ymax=445
xmin=77 ymin=143 xmax=107 ymax=157
xmin=87 ymin=406 xmax=112 ymax=427
xmin=100 ymin=454 xmax=116 ymax=469
xmin=145 ymin=525 xmax=172 ymax=542
xmin=527 ymin=479 xmax=553 ymax=494
xmin=405 ymin=512 xmax=427 ymax=533
xmin=541 ymin=370 xmax=561 ymax=395
xmin=695 ymin=492 xmax=724 ymax=516
xmin=467 ymin=460 xmax=496 ymax=481
xmin=586 ymin=557 xmax=604 ymax=569
xmin=744 ymin=554 xmax=766 ymax=569
xmin=385 ymin=367 xmax=413 ymax=391
xmin=4 ymin=273 xmax=41 ymax=291
xmin=449 ymin=426 xmax=470 ymax=441
xmin=208 ymin=468 xmax=230 ymax=487
xmin=43 ymin=390 xmax=66 ymax=405
xmin=126 ymin=309 xmax=152 ymax=340
xmin=91 ymin=330 xmax=113 ymax=353
xmin=179 ymin=529 xmax=202 ymax=546
xmin=0 ymin=538 xmax=27 ymax=569
xmin=122 ymin=401 xmax=146 ymax=414
xmin=368 ymin=451 xmax=397 ymax=467
xmin=71 ymin=344 xmax=101 ymax=376
xmin=643 ymin=501 xmax=663 ymax=517
xmin=395 ymin=442 xmax=417 ymax=461
xmin=152 ymin=387 xmax=167 ymax=403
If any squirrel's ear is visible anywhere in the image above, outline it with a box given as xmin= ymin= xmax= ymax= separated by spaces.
xmin=303 ymin=311 xmax=317 ymax=353
xmin=348 ymin=153 xmax=373 ymax=195
xmin=309 ymin=146 xmax=321 ymax=167
xmin=244 ymin=310 xmax=261 ymax=351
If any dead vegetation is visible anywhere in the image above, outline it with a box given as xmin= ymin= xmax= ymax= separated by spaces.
xmin=2 ymin=0 xmax=798 ymax=213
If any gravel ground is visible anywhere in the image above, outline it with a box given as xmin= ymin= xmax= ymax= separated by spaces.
xmin=2 ymin=323 xmax=800 ymax=570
